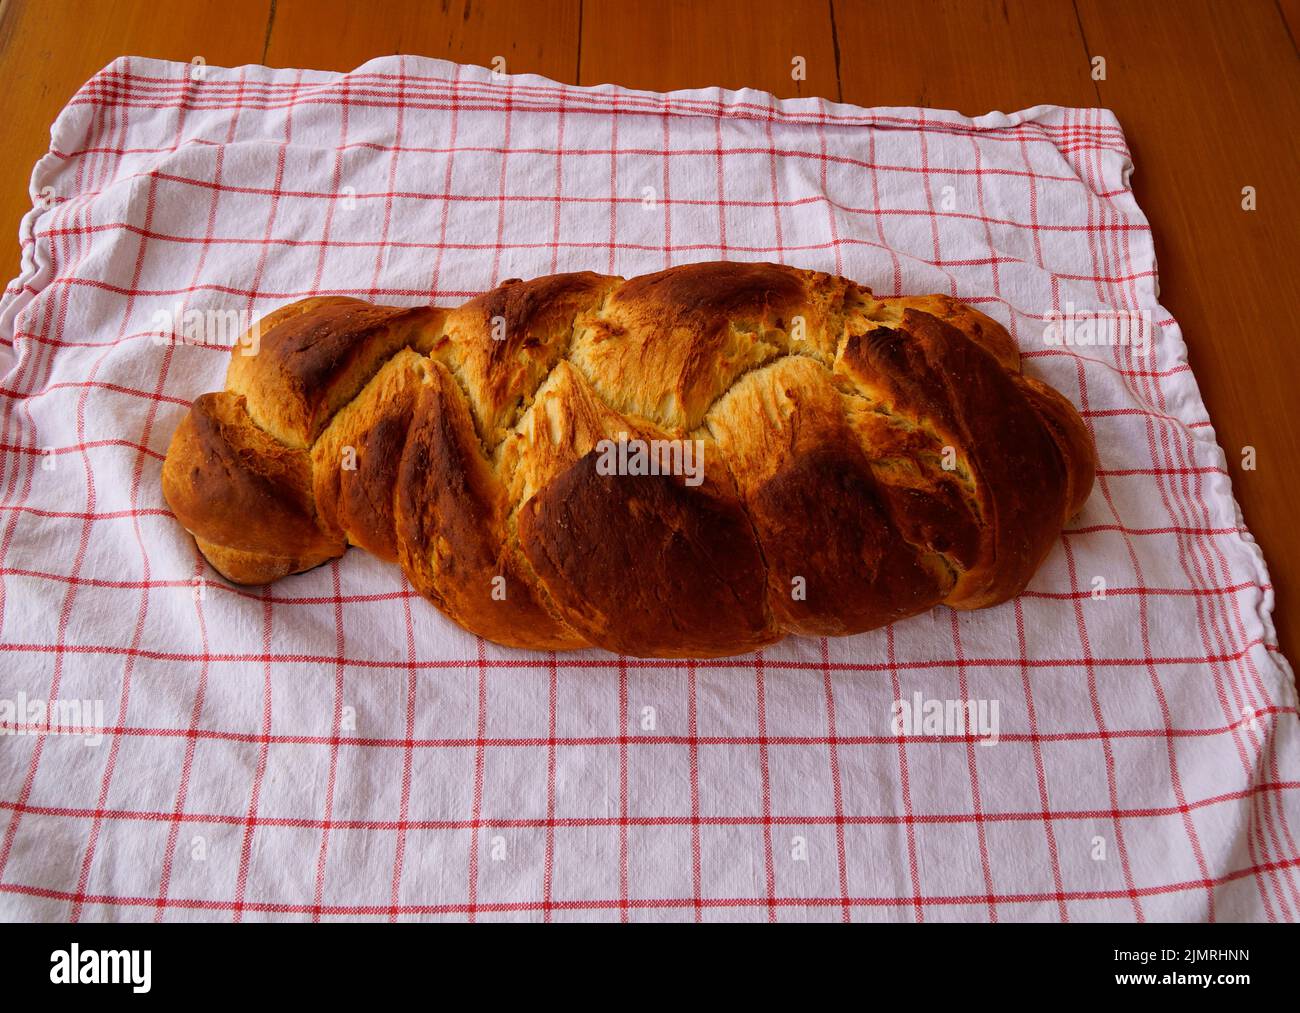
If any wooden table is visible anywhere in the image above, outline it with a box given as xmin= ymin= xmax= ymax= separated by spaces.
xmin=0 ymin=0 xmax=1295 ymax=656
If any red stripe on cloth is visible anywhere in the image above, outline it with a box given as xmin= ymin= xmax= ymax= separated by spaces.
xmin=1 ymin=64 xmax=141 ymax=895
xmin=5 ymin=709 xmax=1296 ymax=751
xmin=231 ymin=591 xmax=275 ymax=921
xmin=465 ymin=640 xmax=489 ymax=922
xmin=885 ymin=626 xmax=923 ymax=922
xmin=1014 ymin=599 xmax=1069 ymax=921
xmin=755 ymin=654 xmax=777 ymax=922
xmin=949 ymin=612 xmax=998 ymax=922
xmin=0 ymin=56 xmax=1293 ymax=923
xmin=310 ymin=561 xmax=347 ymax=921
xmin=687 ymin=662 xmax=702 ymax=923
xmin=386 ymin=586 xmax=420 ymax=921
xmin=153 ymin=557 xmax=212 ymax=921
xmin=145 ymin=65 xmax=230 ymax=924
xmin=6 ymin=852 xmax=1295 ymax=920
xmin=820 ymin=639 xmax=850 ymax=923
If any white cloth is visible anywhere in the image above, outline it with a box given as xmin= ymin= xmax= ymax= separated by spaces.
xmin=0 ymin=55 xmax=1295 ymax=922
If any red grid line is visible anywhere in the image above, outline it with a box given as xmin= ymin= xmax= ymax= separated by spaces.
xmin=464 ymin=640 xmax=488 ymax=922
xmin=69 ymin=67 xmax=1131 ymax=147
xmin=5 ymin=707 xmax=1296 ymax=750
xmin=886 ymin=625 xmax=924 ymax=922
xmin=0 ymin=638 xmax=1281 ymax=672
xmin=0 ymin=55 xmax=1294 ymax=923
xmin=1 ymin=68 xmax=134 ymax=892
xmin=820 ymin=638 xmax=850 ymax=924
xmin=4 ymin=854 xmax=1296 ymax=921
xmin=5 ymin=779 xmax=1296 ymax=832
xmin=386 ymin=582 xmax=420 ymax=921
xmin=686 ymin=661 xmax=702 ymax=922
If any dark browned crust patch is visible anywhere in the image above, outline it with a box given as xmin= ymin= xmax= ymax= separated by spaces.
xmin=841 ymin=310 xmax=1069 ymax=607
xmin=334 ymin=409 xmax=414 ymax=562
xmin=234 ymin=299 xmax=442 ymax=446
xmin=611 ymin=260 xmax=808 ymax=324
xmin=161 ymin=391 xmax=345 ymax=578
xmin=394 ymin=362 xmax=584 ymax=651
xmin=750 ymin=443 xmax=953 ymax=636
xmin=517 ymin=450 xmax=778 ymax=658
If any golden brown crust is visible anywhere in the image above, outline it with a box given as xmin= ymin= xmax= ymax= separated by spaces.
xmin=394 ymin=361 xmax=584 ymax=651
xmin=838 ymin=309 xmax=1070 ymax=608
xmin=569 ymin=261 xmax=852 ymax=431
xmin=226 ymin=297 xmax=445 ymax=449
xmin=161 ymin=261 xmax=1097 ymax=656
xmin=875 ymin=294 xmax=1021 ymax=372
xmin=161 ymin=391 xmax=345 ymax=583
xmin=518 ymin=451 xmax=776 ymax=658
xmin=431 ymin=271 xmax=618 ymax=449
xmin=705 ymin=355 xmax=954 ymax=636
xmin=191 ymin=536 xmax=321 ymax=586
xmin=311 ymin=348 xmax=433 ymax=562
xmin=1015 ymin=373 xmax=1098 ymax=521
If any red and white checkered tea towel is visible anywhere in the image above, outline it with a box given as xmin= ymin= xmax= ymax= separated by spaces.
xmin=0 ymin=54 xmax=1295 ymax=923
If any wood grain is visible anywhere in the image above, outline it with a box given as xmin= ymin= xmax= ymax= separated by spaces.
xmin=263 ymin=0 xmax=580 ymax=80
xmin=1279 ymin=0 xmax=1300 ymax=45
xmin=578 ymin=0 xmax=838 ymax=97
xmin=832 ymin=0 xmax=1098 ymax=112
xmin=0 ymin=0 xmax=270 ymax=285
xmin=1076 ymin=0 xmax=1300 ymax=655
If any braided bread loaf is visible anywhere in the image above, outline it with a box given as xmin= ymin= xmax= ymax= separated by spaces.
xmin=161 ymin=262 xmax=1095 ymax=658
